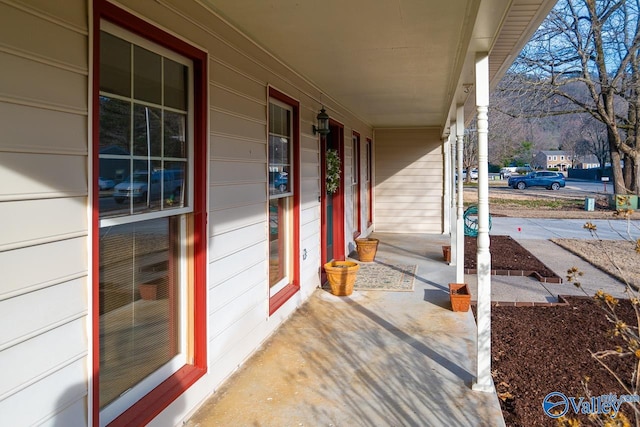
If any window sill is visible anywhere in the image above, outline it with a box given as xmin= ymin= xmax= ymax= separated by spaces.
xmin=269 ymin=283 xmax=299 ymax=315
xmin=108 ymin=364 xmax=206 ymax=427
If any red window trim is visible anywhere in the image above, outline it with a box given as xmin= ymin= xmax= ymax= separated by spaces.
xmin=92 ymin=2 xmax=208 ymax=425
xmin=268 ymin=87 xmax=300 ymax=315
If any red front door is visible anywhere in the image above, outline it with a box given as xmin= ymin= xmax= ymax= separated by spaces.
xmin=321 ymin=120 xmax=345 ymax=282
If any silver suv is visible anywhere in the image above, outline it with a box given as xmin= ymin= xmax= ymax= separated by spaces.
xmin=113 ymin=169 xmax=183 ymax=204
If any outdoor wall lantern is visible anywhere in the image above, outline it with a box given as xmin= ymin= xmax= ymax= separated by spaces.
xmin=312 ymin=107 xmax=330 ymax=136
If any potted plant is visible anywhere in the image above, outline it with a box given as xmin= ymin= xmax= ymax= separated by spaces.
xmin=324 ymin=261 xmax=359 ymax=296
xmin=442 ymin=245 xmax=451 ymax=263
xmin=326 ymin=149 xmax=341 ymax=194
xmin=355 ymin=237 xmax=379 ymax=262
xmin=448 ymin=283 xmax=471 ymax=312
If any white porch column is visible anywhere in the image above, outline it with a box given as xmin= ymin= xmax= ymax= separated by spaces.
xmin=443 ymin=135 xmax=451 ymax=235
xmin=449 ymin=131 xmax=457 ymax=265
xmin=455 ymin=106 xmax=465 ymax=283
xmin=473 ymin=52 xmax=494 ymax=393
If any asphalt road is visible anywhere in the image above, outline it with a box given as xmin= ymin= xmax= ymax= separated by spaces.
xmin=488 ymin=178 xmax=611 ymax=200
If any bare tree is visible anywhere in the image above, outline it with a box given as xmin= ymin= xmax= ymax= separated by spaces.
xmin=488 ymin=100 xmax=534 ymax=166
xmin=500 ymin=0 xmax=640 ymax=194
xmin=464 ymin=124 xmax=478 ymax=182
xmin=579 ymin=115 xmax=611 ymax=170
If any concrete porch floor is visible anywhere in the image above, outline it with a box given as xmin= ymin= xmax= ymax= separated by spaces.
xmin=185 ymin=233 xmax=505 ymax=427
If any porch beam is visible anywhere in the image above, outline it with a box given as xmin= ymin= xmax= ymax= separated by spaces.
xmin=473 ymin=52 xmax=494 ymax=393
xmin=455 ymin=106 xmax=464 ymax=284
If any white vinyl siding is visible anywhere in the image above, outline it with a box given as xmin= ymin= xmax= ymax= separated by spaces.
xmin=0 ymin=198 xmax=86 ymax=251
xmin=1 ymin=0 xmax=372 ymax=425
xmin=0 ymin=358 xmax=86 ymax=426
xmin=0 ymin=103 xmax=86 ymax=155
xmin=374 ymin=128 xmax=443 ymax=233
xmin=0 ymin=152 xmax=86 ymax=199
xmin=0 ymin=1 xmax=88 ymax=426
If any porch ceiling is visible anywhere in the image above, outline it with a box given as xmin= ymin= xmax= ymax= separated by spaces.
xmin=201 ymin=0 xmax=556 ymax=132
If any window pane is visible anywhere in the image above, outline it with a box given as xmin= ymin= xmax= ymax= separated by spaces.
xmin=100 ymin=32 xmax=131 ymax=96
xmin=99 ymin=96 xmax=130 ymax=154
xmin=277 ymin=137 xmax=289 ymax=167
xmin=352 ymin=141 xmax=358 ymax=185
xmin=99 ymin=217 xmax=180 ymax=408
xmin=269 ymin=134 xmax=291 ymax=195
xmin=164 ymin=112 xmax=187 ymax=158
xmin=164 ymin=59 xmax=187 ymax=110
xmin=134 ymin=160 xmax=162 ymax=214
xmin=269 ymin=103 xmax=281 ymax=136
xmin=269 ymin=167 xmax=290 ymax=196
xmin=99 ymin=157 xmax=131 ymax=217
xmin=133 ymin=104 xmax=162 ymax=156
xmin=134 ymin=46 xmax=161 ymax=104
xmin=270 ymin=103 xmax=290 ymax=136
xmin=99 ymin=96 xmax=131 ymax=218
xmin=162 ymin=161 xmax=186 ymax=209
xmin=269 ymin=198 xmax=289 ymax=287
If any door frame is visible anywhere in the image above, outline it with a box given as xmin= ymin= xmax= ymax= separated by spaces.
xmin=320 ymin=119 xmax=345 ymax=280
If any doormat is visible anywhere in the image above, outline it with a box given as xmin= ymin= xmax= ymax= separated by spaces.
xmin=353 ymin=262 xmax=417 ymax=291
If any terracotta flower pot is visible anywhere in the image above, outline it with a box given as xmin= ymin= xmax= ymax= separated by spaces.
xmin=442 ymin=245 xmax=451 ymax=263
xmin=324 ymin=261 xmax=360 ymax=296
xmin=139 ymin=283 xmax=158 ymax=300
xmin=448 ymin=283 xmax=470 ymax=312
xmin=355 ymin=238 xmax=379 ymax=262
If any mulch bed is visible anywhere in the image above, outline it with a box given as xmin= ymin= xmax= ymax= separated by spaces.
xmin=464 ymin=235 xmax=561 ymax=282
xmin=486 ymin=297 xmax=638 ymax=426
xmin=465 ymin=236 xmax=639 ymax=424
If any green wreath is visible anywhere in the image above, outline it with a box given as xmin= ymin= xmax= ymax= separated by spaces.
xmin=326 ymin=149 xmax=341 ymax=194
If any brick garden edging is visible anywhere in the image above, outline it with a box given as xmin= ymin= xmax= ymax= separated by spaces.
xmin=464 ymin=268 xmax=563 ymax=284
xmin=471 ymin=295 xmax=572 ymax=307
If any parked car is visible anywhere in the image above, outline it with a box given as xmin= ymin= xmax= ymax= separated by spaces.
xmin=499 ymin=168 xmax=513 ymax=178
xmin=508 ymin=171 xmax=565 ymax=190
xmin=98 ymin=177 xmax=115 ymax=190
xmin=455 ymin=168 xmax=478 ymax=181
xmin=268 ymin=171 xmax=289 ymax=193
xmin=113 ymin=169 xmax=183 ymax=203
xmin=273 ymin=172 xmax=288 ymax=192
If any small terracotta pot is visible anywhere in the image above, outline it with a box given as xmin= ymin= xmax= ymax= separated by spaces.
xmin=449 ymin=283 xmax=470 ymax=312
xmin=442 ymin=245 xmax=451 ymax=263
xmin=139 ymin=283 xmax=158 ymax=300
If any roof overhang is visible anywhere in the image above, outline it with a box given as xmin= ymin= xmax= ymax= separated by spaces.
xmin=201 ymin=0 xmax=557 ymax=136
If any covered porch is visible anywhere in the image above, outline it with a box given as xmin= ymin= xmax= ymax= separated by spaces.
xmin=0 ymin=0 xmax=560 ymax=425
xmin=185 ymin=233 xmax=505 ymax=426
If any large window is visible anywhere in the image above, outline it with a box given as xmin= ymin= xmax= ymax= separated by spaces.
xmin=267 ymin=88 xmax=299 ymax=313
xmin=365 ymin=138 xmax=373 ymax=227
xmin=94 ymin=4 xmax=207 ymax=425
xmin=352 ymin=132 xmax=361 ymax=237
